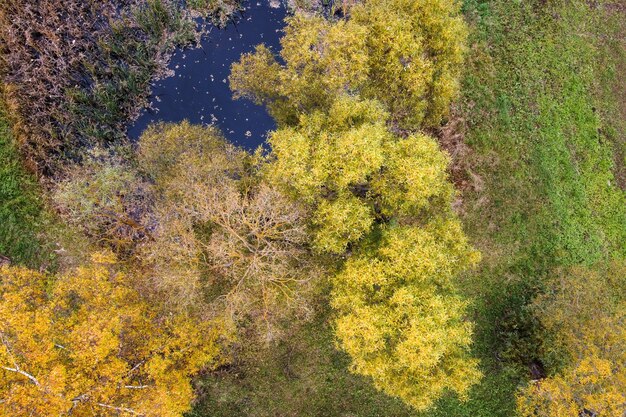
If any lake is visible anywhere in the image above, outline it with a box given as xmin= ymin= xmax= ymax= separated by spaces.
xmin=127 ymin=1 xmax=286 ymax=149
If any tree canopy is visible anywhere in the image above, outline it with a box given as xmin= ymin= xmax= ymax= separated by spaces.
xmin=0 ymin=253 xmax=222 ymax=417
xmin=265 ymin=95 xmax=453 ymax=254
xmin=138 ymin=122 xmax=320 ymax=340
xmin=230 ymin=0 xmax=466 ymax=130
xmin=331 ymin=221 xmax=481 ymax=411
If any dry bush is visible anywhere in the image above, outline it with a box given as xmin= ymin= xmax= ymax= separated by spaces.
xmin=0 ymin=0 xmax=195 ymax=174
xmin=139 ymin=122 xmax=321 ymax=341
xmin=52 ymin=150 xmax=153 ymax=257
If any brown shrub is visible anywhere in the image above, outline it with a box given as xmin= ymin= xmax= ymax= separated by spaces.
xmin=52 ymin=149 xmax=154 ymax=257
xmin=138 ymin=122 xmax=322 ymax=341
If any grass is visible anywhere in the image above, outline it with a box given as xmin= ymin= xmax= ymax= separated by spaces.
xmin=431 ymin=0 xmax=626 ymax=415
xmin=187 ymin=0 xmax=243 ymax=26
xmin=0 ymin=94 xmax=90 ymax=271
xmin=0 ymin=99 xmax=50 ymax=268
xmin=188 ymin=305 xmax=416 ymax=417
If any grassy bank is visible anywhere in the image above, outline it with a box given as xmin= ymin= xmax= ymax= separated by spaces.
xmin=426 ymin=0 xmax=626 ymax=415
xmin=0 ymin=99 xmax=49 ymax=267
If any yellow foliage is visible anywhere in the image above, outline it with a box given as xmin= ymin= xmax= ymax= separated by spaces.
xmin=517 ymin=262 xmax=626 ymax=417
xmin=230 ymin=0 xmax=466 ymax=130
xmin=352 ymin=0 xmax=467 ymax=128
xmin=331 ymin=222 xmax=481 ymax=411
xmin=265 ymin=95 xmax=455 ymax=253
xmin=312 ymin=194 xmax=373 ymax=254
xmin=372 ymin=133 xmax=454 ymax=218
xmin=0 ymin=254 xmax=222 ymax=417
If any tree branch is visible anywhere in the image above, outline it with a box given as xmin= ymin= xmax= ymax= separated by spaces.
xmin=97 ymin=403 xmax=143 ymax=416
xmin=1 ymin=366 xmax=40 ymax=386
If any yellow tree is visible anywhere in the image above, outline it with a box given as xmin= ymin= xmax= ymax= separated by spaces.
xmin=517 ymin=262 xmax=626 ymax=417
xmin=138 ymin=122 xmax=320 ymax=340
xmin=0 ymin=253 xmax=222 ymax=417
xmin=265 ymin=95 xmax=453 ymax=253
xmin=331 ymin=221 xmax=482 ymax=411
xmin=230 ymin=0 xmax=466 ymax=130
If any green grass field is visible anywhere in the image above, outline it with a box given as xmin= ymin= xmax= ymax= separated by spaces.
xmin=429 ymin=0 xmax=626 ymax=416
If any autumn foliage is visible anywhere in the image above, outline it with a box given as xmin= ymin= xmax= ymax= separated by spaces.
xmin=0 ymin=253 xmax=222 ymax=417
xmin=332 ymin=222 xmax=481 ymax=411
xmin=229 ymin=0 xmax=479 ymax=410
xmin=265 ymin=95 xmax=454 ymax=253
xmin=138 ymin=122 xmax=320 ymax=340
xmin=0 ymin=0 xmax=483 ymax=413
xmin=230 ymin=0 xmax=466 ymax=130
xmin=517 ymin=262 xmax=626 ymax=417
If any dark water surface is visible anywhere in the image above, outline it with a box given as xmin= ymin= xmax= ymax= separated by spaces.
xmin=127 ymin=2 xmax=286 ymax=149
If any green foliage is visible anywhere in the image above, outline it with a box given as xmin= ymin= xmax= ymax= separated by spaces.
xmin=331 ymin=222 xmax=481 ymax=411
xmin=230 ymin=0 xmax=467 ymax=130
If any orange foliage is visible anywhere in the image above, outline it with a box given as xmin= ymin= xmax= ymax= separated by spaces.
xmin=0 ymin=253 xmax=222 ymax=417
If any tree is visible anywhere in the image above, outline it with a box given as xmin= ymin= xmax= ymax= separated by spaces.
xmin=264 ymin=95 xmax=454 ymax=253
xmin=230 ymin=15 xmax=369 ymax=126
xmin=331 ymin=220 xmax=482 ymax=411
xmin=350 ymin=0 xmax=467 ymax=128
xmin=517 ymin=262 xmax=626 ymax=417
xmin=138 ymin=122 xmax=320 ymax=340
xmin=0 ymin=252 xmax=222 ymax=417
xmin=230 ymin=0 xmax=467 ymax=130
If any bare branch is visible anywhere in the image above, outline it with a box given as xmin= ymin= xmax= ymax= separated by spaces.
xmin=1 ymin=366 xmax=40 ymax=386
xmin=97 ymin=403 xmax=143 ymax=416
